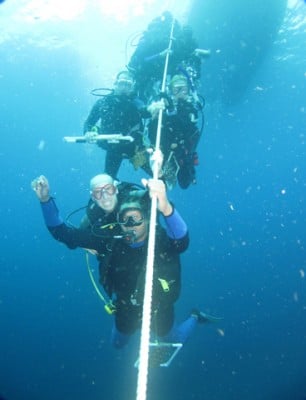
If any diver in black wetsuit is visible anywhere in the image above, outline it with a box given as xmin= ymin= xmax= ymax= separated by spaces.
xmin=127 ymin=11 xmax=210 ymax=102
xmin=105 ymin=181 xmax=187 ymax=347
xmin=83 ymin=70 xmax=150 ymax=178
xmin=145 ymin=74 xmax=203 ymax=189
xmin=97 ymin=179 xmax=216 ymax=348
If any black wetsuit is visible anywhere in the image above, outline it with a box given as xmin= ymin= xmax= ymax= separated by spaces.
xmin=83 ymin=94 xmax=147 ymax=178
xmin=103 ymin=224 xmax=189 ymax=337
xmin=40 ymin=189 xmax=189 ymax=341
xmin=128 ymin=12 xmax=200 ymax=101
xmin=149 ymin=98 xmax=201 ymax=189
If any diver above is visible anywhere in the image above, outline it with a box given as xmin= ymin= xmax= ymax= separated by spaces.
xmin=83 ymin=70 xmax=150 ymax=179
xmin=127 ymin=11 xmax=210 ymax=102
xmin=144 ymin=73 xmax=204 ymax=189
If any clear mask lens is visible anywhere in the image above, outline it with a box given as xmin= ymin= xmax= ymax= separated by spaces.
xmin=116 ymin=78 xmax=134 ymax=91
xmin=92 ymin=184 xmax=116 ymax=200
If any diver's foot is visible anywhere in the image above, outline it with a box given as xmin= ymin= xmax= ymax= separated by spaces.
xmin=191 ymin=308 xmax=223 ymax=324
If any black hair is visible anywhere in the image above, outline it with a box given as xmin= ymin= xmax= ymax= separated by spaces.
xmin=119 ymin=190 xmax=150 ymax=220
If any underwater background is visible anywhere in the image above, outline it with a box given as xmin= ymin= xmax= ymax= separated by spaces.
xmin=0 ymin=0 xmax=305 ymax=399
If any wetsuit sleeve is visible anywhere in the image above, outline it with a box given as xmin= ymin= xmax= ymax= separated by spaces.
xmin=40 ymin=197 xmax=63 ymax=227
xmin=162 ymin=206 xmax=189 ymax=253
xmin=40 ymin=198 xmax=103 ymax=251
xmin=163 ymin=207 xmax=187 ymax=240
xmin=48 ymin=224 xmax=101 ymax=250
xmin=133 ymin=97 xmax=151 ymax=119
xmin=144 ymin=52 xmax=163 ymax=62
xmin=83 ymin=98 xmax=103 ymax=134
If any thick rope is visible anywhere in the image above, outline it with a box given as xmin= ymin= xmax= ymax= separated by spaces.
xmin=136 ymin=17 xmax=176 ymax=400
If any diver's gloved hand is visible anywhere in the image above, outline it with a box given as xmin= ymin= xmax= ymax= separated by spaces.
xmin=31 ymin=175 xmax=50 ymax=203
xmin=84 ymin=129 xmax=99 ymax=143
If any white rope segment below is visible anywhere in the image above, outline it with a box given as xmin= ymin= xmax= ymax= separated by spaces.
xmin=136 ymin=17 xmax=176 ymax=400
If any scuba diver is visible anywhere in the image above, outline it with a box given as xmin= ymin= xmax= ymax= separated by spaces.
xmin=97 ymin=179 xmax=219 ymax=348
xmin=127 ymin=11 xmax=210 ymax=102
xmin=144 ymin=74 xmax=204 ymax=189
xmin=125 ymin=12 xmax=208 ymax=189
xmin=31 ymin=174 xmax=219 ymax=349
xmin=31 ymin=173 xmax=144 ymax=272
xmin=83 ymin=70 xmax=151 ymax=179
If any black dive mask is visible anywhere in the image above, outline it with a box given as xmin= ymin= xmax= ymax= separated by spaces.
xmin=118 ymin=215 xmax=144 ymax=228
xmin=117 ymin=207 xmax=144 ymax=228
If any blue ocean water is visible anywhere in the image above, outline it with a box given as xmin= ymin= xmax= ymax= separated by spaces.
xmin=0 ymin=1 xmax=306 ymax=399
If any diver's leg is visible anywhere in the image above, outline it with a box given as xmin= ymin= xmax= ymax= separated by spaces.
xmin=111 ymin=324 xmax=132 ymax=349
xmin=111 ymin=306 xmax=139 ymax=349
xmin=161 ymin=315 xmax=198 ymax=344
xmin=154 ymin=305 xmax=197 ymax=344
xmin=177 ymin=163 xmax=196 ymax=189
xmin=104 ymin=150 xmax=122 ymax=179
xmin=158 ymin=309 xmax=222 ymax=344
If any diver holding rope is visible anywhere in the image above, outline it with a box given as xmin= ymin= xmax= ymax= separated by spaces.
xmin=126 ymin=11 xmax=208 ymax=190
xmin=145 ymin=73 xmax=204 ymax=189
xmin=127 ymin=11 xmax=210 ymax=103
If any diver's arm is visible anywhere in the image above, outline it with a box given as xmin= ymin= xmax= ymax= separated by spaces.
xmin=37 ymin=195 xmax=84 ymax=249
xmin=142 ymin=176 xmax=189 ymax=249
xmin=40 ymin=197 xmax=63 ymax=227
xmin=41 ymin=200 xmax=106 ymax=251
xmin=83 ymin=98 xmax=103 ymax=134
xmin=31 ymin=175 xmax=104 ymax=251
xmin=164 ymin=207 xmax=189 ymax=252
xmin=163 ymin=207 xmax=187 ymax=240
xmin=144 ymin=48 xmax=171 ymax=62
xmin=31 ymin=175 xmax=63 ymax=227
